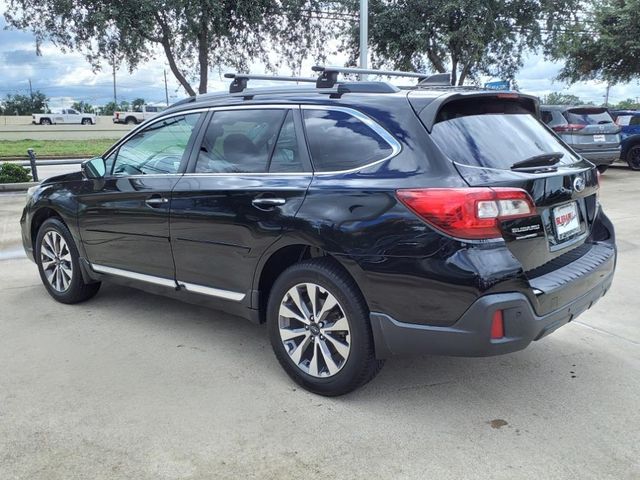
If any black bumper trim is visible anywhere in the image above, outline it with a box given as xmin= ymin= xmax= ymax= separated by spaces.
xmin=370 ymin=271 xmax=614 ymax=359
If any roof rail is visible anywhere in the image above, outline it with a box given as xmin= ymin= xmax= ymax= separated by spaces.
xmin=224 ymin=73 xmax=316 ymax=93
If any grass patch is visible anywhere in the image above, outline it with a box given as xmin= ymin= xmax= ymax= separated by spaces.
xmin=0 ymin=139 xmax=116 ymax=158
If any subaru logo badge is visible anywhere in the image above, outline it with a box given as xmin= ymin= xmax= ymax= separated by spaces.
xmin=573 ymin=176 xmax=586 ymax=193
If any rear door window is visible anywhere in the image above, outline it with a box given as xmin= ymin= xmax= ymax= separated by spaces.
xmin=302 ymin=108 xmax=395 ymax=172
xmin=564 ymin=108 xmax=613 ymax=125
xmin=430 ymin=99 xmax=579 ymax=170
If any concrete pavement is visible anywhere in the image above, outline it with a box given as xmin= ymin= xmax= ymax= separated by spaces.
xmin=0 ymin=168 xmax=638 ymax=479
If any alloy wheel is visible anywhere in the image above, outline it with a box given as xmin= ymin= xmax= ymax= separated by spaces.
xmin=629 ymin=146 xmax=640 ymax=170
xmin=40 ymin=230 xmax=73 ymax=292
xmin=278 ymin=283 xmax=351 ymax=378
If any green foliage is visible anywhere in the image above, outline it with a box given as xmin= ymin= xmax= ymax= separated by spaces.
xmin=552 ymin=0 xmax=640 ymax=83
xmin=4 ymin=0 xmax=340 ymax=96
xmin=612 ymin=98 xmax=640 ymax=110
xmin=71 ymin=101 xmax=95 ymax=113
xmin=132 ymin=98 xmax=145 ymax=111
xmin=541 ymin=92 xmax=584 ymax=106
xmin=341 ymin=0 xmax=581 ymax=85
xmin=0 ymin=163 xmax=32 ymax=183
xmin=100 ymin=101 xmax=132 ymax=116
xmin=0 ymin=91 xmax=48 ymax=115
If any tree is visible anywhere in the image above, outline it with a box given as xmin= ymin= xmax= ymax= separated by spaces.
xmin=541 ymin=92 xmax=584 ymax=106
xmin=71 ymin=101 xmax=95 ymax=113
xmin=132 ymin=98 xmax=146 ymax=111
xmin=342 ymin=0 xmax=581 ymax=85
xmin=0 ymin=91 xmax=48 ymax=115
xmin=613 ymin=98 xmax=640 ymax=110
xmin=551 ymin=0 xmax=640 ymax=83
xmin=100 ymin=101 xmax=134 ymax=115
xmin=4 ymin=0 xmax=340 ymax=96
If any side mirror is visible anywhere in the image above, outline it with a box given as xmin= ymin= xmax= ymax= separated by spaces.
xmin=81 ymin=157 xmax=106 ymax=179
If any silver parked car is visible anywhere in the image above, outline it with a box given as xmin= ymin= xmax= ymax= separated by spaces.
xmin=541 ymin=105 xmax=621 ymax=172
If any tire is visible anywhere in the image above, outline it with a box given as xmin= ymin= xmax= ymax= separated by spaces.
xmin=597 ymin=165 xmax=609 ymax=173
xmin=626 ymin=145 xmax=640 ymax=171
xmin=40 ymin=118 xmax=52 ymax=125
xmin=267 ymin=258 xmax=384 ymax=396
xmin=35 ymin=217 xmax=101 ymax=304
xmin=81 ymin=118 xmax=92 ymax=125
xmin=125 ymin=117 xmax=137 ymax=125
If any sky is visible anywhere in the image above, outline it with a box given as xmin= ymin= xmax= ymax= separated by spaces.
xmin=1 ymin=3 xmax=640 ymax=109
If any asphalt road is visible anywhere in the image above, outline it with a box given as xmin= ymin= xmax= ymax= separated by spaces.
xmin=0 ymin=168 xmax=639 ymax=479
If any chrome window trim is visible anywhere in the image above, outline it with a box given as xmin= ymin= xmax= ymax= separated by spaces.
xmin=90 ymin=263 xmax=245 ymax=302
xmin=106 ymin=103 xmax=402 ymax=177
xmin=300 ymin=105 xmax=402 ymax=175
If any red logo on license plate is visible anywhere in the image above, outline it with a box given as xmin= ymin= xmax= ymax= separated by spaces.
xmin=556 ymin=212 xmax=574 ymax=227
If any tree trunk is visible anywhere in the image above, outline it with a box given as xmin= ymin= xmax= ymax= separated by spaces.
xmin=154 ymin=12 xmax=196 ymax=96
xmin=451 ymin=57 xmax=458 ymax=86
xmin=458 ymin=63 xmax=472 ymax=85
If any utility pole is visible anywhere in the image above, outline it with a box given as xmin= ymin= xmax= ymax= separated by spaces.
xmin=359 ymin=0 xmax=368 ymax=80
xmin=604 ymin=84 xmax=610 ymax=107
xmin=28 ymin=78 xmax=33 ymax=98
xmin=112 ymin=62 xmax=117 ymax=105
xmin=164 ymin=69 xmax=169 ymax=106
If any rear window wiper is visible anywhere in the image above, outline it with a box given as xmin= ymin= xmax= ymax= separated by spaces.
xmin=510 ymin=152 xmax=564 ymax=171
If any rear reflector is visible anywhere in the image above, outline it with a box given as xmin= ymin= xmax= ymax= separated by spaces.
xmin=491 ymin=310 xmax=504 ymax=339
xmin=396 ymin=187 xmax=536 ymax=240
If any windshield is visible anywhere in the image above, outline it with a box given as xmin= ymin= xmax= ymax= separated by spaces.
xmin=565 ymin=108 xmax=613 ymax=125
xmin=431 ymin=113 xmax=579 ymax=170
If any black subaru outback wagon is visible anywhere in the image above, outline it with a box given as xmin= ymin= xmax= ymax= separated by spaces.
xmin=20 ymin=67 xmax=616 ymax=396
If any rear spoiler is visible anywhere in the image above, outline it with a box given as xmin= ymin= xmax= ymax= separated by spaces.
xmin=409 ymin=91 xmax=540 ymax=132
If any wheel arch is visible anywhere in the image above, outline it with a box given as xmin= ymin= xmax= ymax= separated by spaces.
xmin=253 ymin=242 xmax=368 ymax=324
xmin=31 ymin=206 xmax=65 ymax=250
xmin=621 ymin=134 xmax=640 ymax=157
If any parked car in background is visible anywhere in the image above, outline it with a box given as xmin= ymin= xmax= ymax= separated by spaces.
xmin=32 ymin=108 xmax=96 ymax=125
xmin=540 ymin=105 xmax=621 ymax=172
xmin=610 ymin=110 xmax=640 ymax=170
xmin=112 ymin=104 xmax=165 ymax=125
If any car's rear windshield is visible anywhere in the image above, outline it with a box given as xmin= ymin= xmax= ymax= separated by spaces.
xmin=430 ymin=100 xmax=579 ymax=170
xmin=565 ymin=108 xmax=613 ymax=125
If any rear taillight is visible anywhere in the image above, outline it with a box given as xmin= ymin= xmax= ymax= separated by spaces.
xmin=115 ymin=112 xmax=120 ymax=119
xmin=396 ymin=187 xmax=536 ymax=240
xmin=552 ymin=124 xmax=586 ymax=133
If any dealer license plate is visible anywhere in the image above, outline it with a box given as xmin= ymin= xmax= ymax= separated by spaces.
xmin=553 ymin=202 xmax=581 ymax=241
xmin=593 ymin=134 xmax=606 ymax=142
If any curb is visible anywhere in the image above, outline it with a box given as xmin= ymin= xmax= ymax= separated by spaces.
xmin=0 ymin=181 xmax=40 ymax=192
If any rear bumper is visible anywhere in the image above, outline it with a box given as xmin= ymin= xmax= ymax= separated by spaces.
xmin=370 ymin=266 xmax=614 ymax=359
xmin=575 ymin=149 xmax=620 ymax=166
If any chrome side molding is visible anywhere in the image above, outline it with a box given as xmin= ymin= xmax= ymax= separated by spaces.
xmin=90 ymin=263 xmax=245 ymax=302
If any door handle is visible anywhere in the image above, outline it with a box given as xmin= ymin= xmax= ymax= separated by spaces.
xmin=145 ymin=195 xmax=169 ymax=207
xmin=251 ymin=197 xmax=286 ymax=209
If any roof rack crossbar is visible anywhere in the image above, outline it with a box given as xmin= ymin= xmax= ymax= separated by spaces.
xmin=224 ymin=73 xmax=317 ymax=93
xmin=312 ymin=65 xmax=429 ymax=88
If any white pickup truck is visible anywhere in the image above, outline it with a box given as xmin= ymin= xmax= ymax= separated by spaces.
xmin=112 ymin=105 xmax=164 ymax=125
xmin=32 ymin=108 xmax=97 ymax=125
